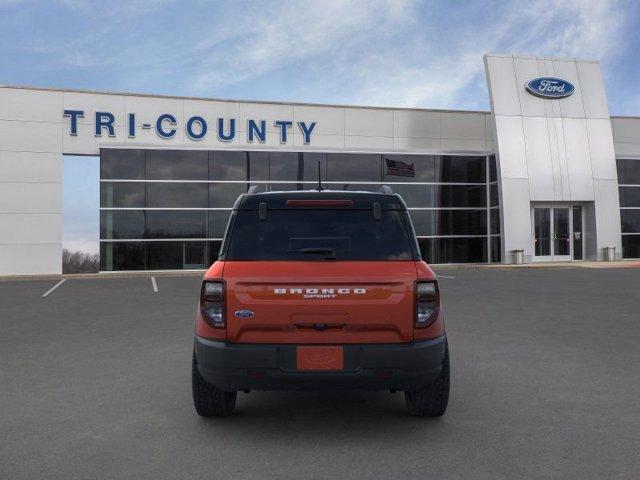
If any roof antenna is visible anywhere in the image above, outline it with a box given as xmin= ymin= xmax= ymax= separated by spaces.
xmin=316 ymin=160 xmax=324 ymax=191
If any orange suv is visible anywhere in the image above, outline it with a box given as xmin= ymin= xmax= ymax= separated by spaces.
xmin=192 ymin=188 xmax=449 ymax=416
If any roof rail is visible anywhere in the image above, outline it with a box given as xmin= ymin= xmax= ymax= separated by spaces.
xmin=247 ymin=185 xmax=261 ymax=195
xmin=378 ymin=185 xmax=393 ymax=194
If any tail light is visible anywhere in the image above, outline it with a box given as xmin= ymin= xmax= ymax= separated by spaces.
xmin=415 ymin=280 xmax=439 ymax=328
xmin=201 ymin=280 xmax=225 ymax=328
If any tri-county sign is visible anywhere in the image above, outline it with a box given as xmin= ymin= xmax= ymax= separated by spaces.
xmin=525 ymin=77 xmax=575 ymax=99
xmin=63 ymin=110 xmax=317 ymax=144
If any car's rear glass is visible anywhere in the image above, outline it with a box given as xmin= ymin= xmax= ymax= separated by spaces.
xmin=224 ymin=209 xmax=417 ymax=261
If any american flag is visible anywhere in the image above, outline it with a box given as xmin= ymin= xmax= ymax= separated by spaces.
xmin=385 ymin=157 xmax=415 ymax=177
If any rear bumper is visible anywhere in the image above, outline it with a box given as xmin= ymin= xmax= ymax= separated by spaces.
xmin=194 ymin=335 xmax=447 ymax=392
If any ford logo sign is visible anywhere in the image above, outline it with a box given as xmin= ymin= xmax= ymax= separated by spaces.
xmin=525 ymin=77 xmax=575 ymax=99
xmin=234 ymin=310 xmax=254 ymax=319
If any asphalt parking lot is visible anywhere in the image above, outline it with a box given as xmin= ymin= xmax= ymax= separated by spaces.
xmin=1 ymin=267 xmax=640 ymax=479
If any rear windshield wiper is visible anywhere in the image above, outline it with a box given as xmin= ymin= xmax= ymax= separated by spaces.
xmin=288 ymin=247 xmax=337 ymax=260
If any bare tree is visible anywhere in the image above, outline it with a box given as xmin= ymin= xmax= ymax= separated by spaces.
xmin=62 ymin=249 xmax=99 ymax=274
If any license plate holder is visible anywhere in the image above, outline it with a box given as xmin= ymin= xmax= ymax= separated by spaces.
xmin=296 ymin=346 xmax=344 ymax=371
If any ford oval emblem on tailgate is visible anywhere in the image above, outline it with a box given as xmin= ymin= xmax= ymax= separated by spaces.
xmin=234 ymin=310 xmax=254 ymax=319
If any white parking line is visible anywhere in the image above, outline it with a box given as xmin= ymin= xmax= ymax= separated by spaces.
xmin=42 ymin=279 xmax=66 ymax=297
xmin=437 ymin=275 xmax=456 ymax=279
xmin=151 ymin=276 xmax=158 ymax=292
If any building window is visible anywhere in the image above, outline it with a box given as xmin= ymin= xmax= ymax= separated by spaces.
xmin=100 ymin=149 xmax=502 ymax=270
xmin=617 ymin=158 xmax=640 ymax=258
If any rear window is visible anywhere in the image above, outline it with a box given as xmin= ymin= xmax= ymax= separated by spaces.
xmin=223 ymin=208 xmax=418 ymax=261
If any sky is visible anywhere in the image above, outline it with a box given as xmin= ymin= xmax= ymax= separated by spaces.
xmin=2 ymin=0 xmax=639 ymax=254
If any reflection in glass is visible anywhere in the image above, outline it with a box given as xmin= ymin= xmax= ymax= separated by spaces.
xmin=617 ymin=159 xmax=640 ymax=185
xmin=553 ymin=208 xmax=570 ymax=256
xmin=146 ymin=183 xmax=208 ymax=208
xmin=534 ymin=208 xmax=551 ymax=256
xmin=100 ymin=210 xmax=144 ymax=239
xmin=326 ymin=154 xmax=381 ymax=182
xmin=489 ymin=154 xmax=498 ymax=182
xmin=145 ymin=211 xmax=206 ymax=238
xmin=100 ymin=242 xmax=146 ymax=270
xmin=209 ymin=183 xmax=247 ymax=207
xmin=269 ymin=152 xmax=300 ymax=181
xmin=208 ymin=210 xmax=232 ymax=238
xmin=100 ymin=149 xmax=145 ymax=179
xmin=100 ymin=183 xmax=145 ymax=208
xmin=490 ymin=237 xmax=501 ymax=263
xmin=409 ymin=210 xmax=486 ymax=236
xmin=618 ymin=186 xmax=640 ymax=207
xmin=573 ymin=206 xmax=583 ymax=260
xmin=146 ymin=150 xmax=207 ymax=180
xmin=418 ymin=237 xmax=487 ymax=263
xmin=394 ymin=184 xmax=486 ymax=208
xmin=622 ymin=235 xmax=640 ymax=259
xmin=621 ymin=210 xmax=640 ymax=233
xmin=210 ymin=151 xmax=248 ymax=180
xmin=490 ymin=209 xmax=500 ymax=234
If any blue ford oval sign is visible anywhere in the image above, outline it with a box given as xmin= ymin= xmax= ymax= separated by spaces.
xmin=234 ymin=310 xmax=254 ymax=319
xmin=526 ymin=77 xmax=575 ymax=99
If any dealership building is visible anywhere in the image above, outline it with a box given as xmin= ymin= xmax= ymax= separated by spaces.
xmin=1 ymin=53 xmax=640 ymax=275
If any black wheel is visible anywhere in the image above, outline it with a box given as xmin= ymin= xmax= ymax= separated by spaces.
xmin=192 ymin=353 xmax=237 ymax=417
xmin=404 ymin=342 xmax=450 ymax=417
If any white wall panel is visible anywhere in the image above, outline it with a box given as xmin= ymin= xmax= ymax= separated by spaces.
xmin=0 ymin=151 xmax=61 ymax=182
xmin=484 ymin=55 xmax=520 ymax=115
xmin=0 ymin=214 xmax=61 ymax=244
xmin=294 ymin=105 xmax=344 ymax=136
xmin=587 ymin=118 xmax=618 ymax=179
xmin=393 ymin=110 xmax=440 ymax=139
xmin=544 ymin=117 xmax=564 ymax=199
xmin=613 ymin=142 xmax=640 ymax=158
xmin=593 ymin=178 xmax=622 ymax=259
xmin=552 ymin=60 xmax=585 ymax=119
xmin=344 ymin=135 xmax=394 ymax=150
xmin=0 ymin=182 xmax=61 ymax=214
xmin=494 ymin=115 xmax=528 ymax=178
xmin=344 ymin=108 xmax=393 ymax=138
xmin=522 ymin=116 xmax=555 ymax=200
xmin=393 ymin=137 xmax=441 ymax=151
xmin=562 ymin=118 xmax=594 ymax=200
xmin=500 ymin=178 xmax=534 ymax=260
xmin=441 ymin=112 xmax=486 ymax=139
xmin=0 ymin=88 xmax=63 ymax=123
xmin=0 ymin=120 xmax=62 ymax=153
xmin=440 ymin=138 xmax=487 ymax=152
xmin=0 ymin=244 xmax=61 ymax=275
xmin=576 ymin=62 xmax=610 ymax=119
xmin=611 ymin=117 xmax=640 ymax=144
xmin=293 ymin=132 xmax=344 ymax=149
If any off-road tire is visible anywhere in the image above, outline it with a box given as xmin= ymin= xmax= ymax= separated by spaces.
xmin=404 ymin=342 xmax=450 ymax=417
xmin=192 ymin=353 xmax=237 ymax=417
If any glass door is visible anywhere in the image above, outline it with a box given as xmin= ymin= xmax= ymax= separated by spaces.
xmin=552 ymin=208 xmax=572 ymax=261
xmin=533 ymin=205 xmax=581 ymax=262
xmin=534 ymin=208 xmax=552 ymax=261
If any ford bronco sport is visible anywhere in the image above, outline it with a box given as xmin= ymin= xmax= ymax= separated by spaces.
xmin=192 ymin=187 xmax=449 ymax=417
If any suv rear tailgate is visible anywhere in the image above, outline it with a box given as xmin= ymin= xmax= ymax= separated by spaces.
xmin=223 ymin=261 xmax=417 ymax=344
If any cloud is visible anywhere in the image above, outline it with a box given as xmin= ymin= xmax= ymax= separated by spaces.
xmin=7 ymin=0 xmax=633 ymax=112
xmin=180 ymin=0 xmax=630 ymax=109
